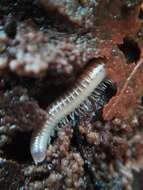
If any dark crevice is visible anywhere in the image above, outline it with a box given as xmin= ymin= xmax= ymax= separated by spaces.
xmin=4 ymin=16 xmax=17 ymax=38
xmin=72 ymin=117 xmax=122 ymax=190
xmin=132 ymin=170 xmax=143 ymax=190
xmin=141 ymin=96 xmax=143 ymax=106
xmin=72 ymin=117 xmax=97 ymax=189
xmin=118 ymin=37 xmax=141 ymax=64
xmin=33 ymin=82 xmax=72 ymax=109
xmin=72 ymin=118 xmax=111 ymax=190
xmin=138 ymin=8 xmax=143 ymax=19
xmin=2 ymin=132 xmax=32 ymax=163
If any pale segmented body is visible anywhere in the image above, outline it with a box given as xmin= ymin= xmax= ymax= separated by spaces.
xmin=30 ymin=64 xmax=106 ymax=164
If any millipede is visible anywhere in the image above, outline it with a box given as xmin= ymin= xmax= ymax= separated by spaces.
xmin=30 ymin=62 xmax=113 ymax=164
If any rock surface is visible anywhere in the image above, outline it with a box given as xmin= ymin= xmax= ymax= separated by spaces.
xmin=0 ymin=1 xmax=143 ymax=190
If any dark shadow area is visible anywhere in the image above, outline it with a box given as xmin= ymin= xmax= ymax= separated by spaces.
xmin=118 ymin=37 xmax=141 ymax=64
xmin=138 ymin=8 xmax=143 ymax=19
xmin=132 ymin=170 xmax=143 ymax=190
xmin=2 ymin=132 xmax=32 ymax=163
xmin=34 ymin=82 xmax=72 ymax=109
xmin=141 ymin=96 xmax=143 ymax=106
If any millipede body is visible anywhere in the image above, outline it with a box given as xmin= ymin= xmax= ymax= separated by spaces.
xmin=30 ymin=63 xmax=107 ymax=164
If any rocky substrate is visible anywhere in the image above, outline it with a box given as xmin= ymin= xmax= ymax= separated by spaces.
xmin=0 ymin=1 xmax=143 ymax=190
